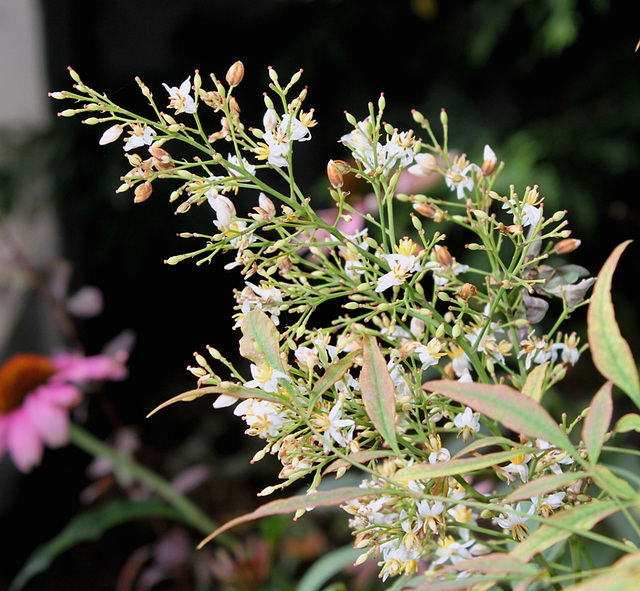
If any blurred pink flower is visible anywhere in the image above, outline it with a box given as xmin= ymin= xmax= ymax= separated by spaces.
xmin=0 ymin=351 xmax=128 ymax=472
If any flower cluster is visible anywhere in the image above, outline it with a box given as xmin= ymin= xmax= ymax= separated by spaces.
xmin=51 ymin=62 xmax=597 ymax=585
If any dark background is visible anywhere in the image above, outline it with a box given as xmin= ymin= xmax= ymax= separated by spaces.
xmin=2 ymin=0 xmax=640 ymax=589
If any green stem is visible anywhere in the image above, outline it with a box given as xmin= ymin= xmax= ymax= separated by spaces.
xmin=69 ymin=423 xmax=228 ymax=544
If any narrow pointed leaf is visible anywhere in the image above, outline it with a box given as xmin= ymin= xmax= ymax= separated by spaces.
xmin=394 ymin=448 xmax=528 ymax=482
xmin=521 ymin=361 xmax=548 ymax=402
xmin=563 ymin=553 xmax=640 ymax=591
xmin=422 ymin=380 xmax=575 ymax=454
xmin=309 ymin=348 xmax=360 ymax=410
xmin=587 ymin=240 xmax=640 ymax=407
xmin=359 ymin=335 xmax=399 ymax=453
xmin=614 ymin=412 xmax=640 ymax=434
xmin=504 ymin=471 xmax=588 ymax=503
xmin=197 ymin=486 xmax=377 ymax=548
xmin=239 ymin=307 xmax=285 ymax=371
xmin=510 ymin=500 xmax=621 ymax=561
xmin=436 ymin=553 xmax=540 ymax=577
xmin=582 ymin=381 xmax=613 ymax=464
xmin=591 ymin=465 xmax=638 ymax=500
xmin=147 ymin=383 xmax=287 ymax=417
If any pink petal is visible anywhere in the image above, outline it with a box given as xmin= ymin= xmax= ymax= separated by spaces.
xmin=24 ymin=395 xmax=70 ymax=448
xmin=52 ymin=354 xmax=128 ymax=383
xmin=6 ymin=407 xmax=44 ymax=472
xmin=34 ymin=383 xmax=81 ymax=407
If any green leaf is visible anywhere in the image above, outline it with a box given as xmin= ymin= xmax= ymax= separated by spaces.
xmin=436 ymin=552 xmax=540 ymax=578
xmin=591 ymin=465 xmax=639 ymax=501
xmin=147 ymin=382 xmax=287 ymax=417
xmin=197 ymin=486 xmax=378 ymax=548
xmin=503 ymin=471 xmax=589 ymax=503
xmin=587 ymin=240 xmax=640 ymax=408
xmin=510 ymin=500 xmax=622 ymax=561
xmin=582 ymin=381 xmax=613 ymax=464
xmin=614 ymin=412 xmax=640 ymax=434
xmin=10 ymin=500 xmax=183 ymax=591
xmin=394 ymin=448 xmax=529 ymax=482
xmin=521 ymin=361 xmax=548 ymax=402
xmin=422 ymin=380 xmax=576 ymax=455
xmin=359 ymin=335 xmax=399 ymax=453
xmin=239 ymin=307 xmax=286 ymax=372
xmin=562 ymin=552 xmax=640 ymax=591
xmin=297 ymin=545 xmax=362 ymax=591
xmin=309 ymin=348 xmax=360 ymax=411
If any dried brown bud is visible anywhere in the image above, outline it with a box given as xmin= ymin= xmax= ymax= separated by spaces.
xmin=226 ymin=61 xmax=245 ymax=87
xmin=228 ymin=97 xmax=241 ymax=118
xmin=327 ymin=159 xmax=344 ymax=188
xmin=413 ymin=202 xmax=437 ymax=218
xmin=149 ymin=146 xmax=173 ymax=171
xmin=554 ymin=238 xmax=581 ymax=255
xmin=435 ymin=244 xmax=453 ymax=267
xmin=459 ymin=282 xmax=478 ymax=300
xmin=134 ymin=181 xmax=153 ymax=203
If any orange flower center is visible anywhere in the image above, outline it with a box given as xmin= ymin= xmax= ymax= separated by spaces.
xmin=0 ymin=354 xmax=56 ymax=414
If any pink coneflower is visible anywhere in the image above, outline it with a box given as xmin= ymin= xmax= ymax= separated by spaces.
xmin=0 ymin=352 xmax=127 ymax=472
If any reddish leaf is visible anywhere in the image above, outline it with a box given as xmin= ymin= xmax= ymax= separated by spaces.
xmin=422 ymin=379 xmax=575 ymax=455
xmin=359 ymin=335 xmax=399 ymax=453
xmin=197 ymin=486 xmax=375 ymax=548
xmin=587 ymin=240 xmax=640 ymax=408
xmin=582 ymin=381 xmax=613 ymax=464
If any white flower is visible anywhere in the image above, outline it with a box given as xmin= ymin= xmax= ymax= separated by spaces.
xmin=318 ymin=401 xmax=355 ymax=451
xmin=407 ymin=152 xmax=438 ymax=177
xmin=244 ymin=363 xmax=288 ymax=392
xmin=494 ymin=503 xmax=535 ymax=540
xmin=123 ymin=122 xmax=156 ymax=151
xmin=502 ymin=199 xmax=542 ymax=228
xmin=375 ymin=238 xmax=422 ymax=293
xmin=433 ymin=534 xmax=475 ymax=566
xmin=453 ymin=406 xmax=481 ymax=442
xmin=99 ymin=124 xmax=123 ymax=145
xmin=415 ymin=337 xmax=446 ymax=369
xmin=234 ymin=398 xmax=285 ymax=439
xmin=226 ymin=153 xmax=256 ymax=177
xmin=445 ymin=162 xmax=477 ymax=199
xmin=280 ymin=114 xmax=312 ymax=142
xmin=163 ymin=76 xmax=196 ymax=114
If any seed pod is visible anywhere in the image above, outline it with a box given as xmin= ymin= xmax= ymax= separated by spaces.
xmin=225 ymin=61 xmax=245 ymax=87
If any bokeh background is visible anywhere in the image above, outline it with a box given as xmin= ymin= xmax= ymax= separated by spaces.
xmin=1 ymin=0 xmax=639 ymax=589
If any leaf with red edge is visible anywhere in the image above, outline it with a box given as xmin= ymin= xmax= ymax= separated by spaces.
xmin=360 ymin=335 xmax=399 ymax=453
xmin=582 ymin=381 xmax=613 ymax=464
xmin=197 ymin=486 xmax=377 ymax=548
xmin=239 ymin=307 xmax=285 ymax=372
xmin=587 ymin=240 xmax=640 ymax=408
xmin=146 ymin=383 xmax=287 ymax=418
xmin=510 ymin=500 xmax=622 ymax=561
xmin=422 ymin=379 xmax=576 ymax=455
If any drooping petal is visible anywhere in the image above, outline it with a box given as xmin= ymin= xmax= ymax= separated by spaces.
xmin=6 ymin=407 xmax=44 ymax=472
xmin=24 ymin=394 xmax=70 ymax=447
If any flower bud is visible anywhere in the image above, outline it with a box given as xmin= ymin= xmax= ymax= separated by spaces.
xmin=435 ymin=244 xmax=453 ymax=267
xmin=149 ymin=146 xmax=173 ymax=171
xmin=554 ymin=238 xmax=581 ymax=255
xmin=413 ymin=202 xmax=438 ymax=218
xmin=459 ymin=283 xmax=478 ymax=300
xmin=411 ymin=109 xmax=425 ymax=124
xmin=326 ymin=159 xmax=344 ymax=188
xmin=134 ymin=181 xmax=153 ymax=203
